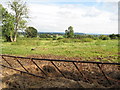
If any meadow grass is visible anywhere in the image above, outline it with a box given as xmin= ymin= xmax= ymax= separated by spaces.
xmin=1 ymin=38 xmax=119 ymax=62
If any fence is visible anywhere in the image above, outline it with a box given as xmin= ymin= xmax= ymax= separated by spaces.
xmin=0 ymin=54 xmax=120 ymax=86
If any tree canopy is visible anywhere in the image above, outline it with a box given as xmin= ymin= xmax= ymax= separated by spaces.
xmin=2 ymin=0 xmax=28 ymax=42
xmin=1 ymin=4 xmax=15 ymax=42
xmin=65 ymin=26 xmax=74 ymax=38
xmin=25 ymin=27 xmax=38 ymax=38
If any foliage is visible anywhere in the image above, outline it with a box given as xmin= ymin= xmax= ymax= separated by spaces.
xmin=7 ymin=0 xmax=28 ymax=42
xmin=25 ymin=27 xmax=37 ymax=38
xmin=0 ymin=4 xmax=2 ymax=21
xmin=80 ymin=38 xmax=93 ymax=42
xmin=99 ymin=35 xmax=110 ymax=40
xmin=109 ymin=34 xmax=119 ymax=39
xmin=57 ymin=38 xmax=93 ymax=43
xmin=2 ymin=5 xmax=15 ymax=42
xmin=57 ymin=37 xmax=64 ymax=40
xmin=39 ymin=34 xmax=52 ymax=38
xmin=102 ymin=36 xmax=110 ymax=40
xmin=65 ymin=26 xmax=74 ymax=38
xmin=74 ymin=34 xmax=99 ymax=40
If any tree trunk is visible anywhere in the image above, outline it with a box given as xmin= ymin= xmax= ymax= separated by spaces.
xmin=13 ymin=35 xmax=17 ymax=42
xmin=13 ymin=18 xmax=18 ymax=42
xmin=10 ymin=36 xmax=13 ymax=42
xmin=10 ymin=33 xmax=14 ymax=42
xmin=13 ymin=32 xmax=17 ymax=42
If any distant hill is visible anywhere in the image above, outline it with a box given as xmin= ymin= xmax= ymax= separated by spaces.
xmin=38 ymin=32 xmax=110 ymax=35
xmin=20 ymin=31 xmax=111 ymax=35
xmin=38 ymin=32 xmax=85 ymax=35
xmin=86 ymin=33 xmax=110 ymax=35
xmin=39 ymin=32 xmax=64 ymax=35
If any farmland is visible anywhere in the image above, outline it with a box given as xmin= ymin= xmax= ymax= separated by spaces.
xmin=1 ymin=38 xmax=120 ymax=88
xmin=1 ymin=38 xmax=119 ymax=63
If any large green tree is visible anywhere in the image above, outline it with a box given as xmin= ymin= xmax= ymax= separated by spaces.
xmin=25 ymin=27 xmax=38 ymax=38
xmin=1 ymin=0 xmax=28 ymax=42
xmin=0 ymin=4 xmax=3 ymax=38
xmin=65 ymin=26 xmax=74 ymax=38
xmin=0 ymin=4 xmax=2 ymax=21
xmin=2 ymin=13 xmax=15 ymax=42
xmin=1 ymin=5 xmax=15 ymax=42
xmin=9 ymin=0 xmax=28 ymax=42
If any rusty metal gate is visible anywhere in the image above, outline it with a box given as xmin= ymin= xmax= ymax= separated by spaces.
xmin=0 ymin=54 xmax=120 ymax=86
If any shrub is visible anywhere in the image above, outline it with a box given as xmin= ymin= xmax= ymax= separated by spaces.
xmin=102 ymin=37 xmax=110 ymax=40
xmin=81 ymin=38 xmax=93 ymax=42
xmin=57 ymin=37 xmax=64 ymax=40
xmin=99 ymin=35 xmax=111 ymax=40
xmin=52 ymin=35 xmax=57 ymax=40
xmin=60 ymin=39 xmax=71 ymax=43
xmin=72 ymin=39 xmax=81 ymax=42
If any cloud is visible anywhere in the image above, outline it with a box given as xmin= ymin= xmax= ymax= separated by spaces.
xmin=27 ymin=2 xmax=118 ymax=34
xmin=1 ymin=0 xmax=118 ymax=34
xmin=27 ymin=0 xmax=119 ymax=3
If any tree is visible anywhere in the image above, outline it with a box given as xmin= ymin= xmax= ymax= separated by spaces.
xmin=65 ymin=26 xmax=74 ymax=38
xmin=68 ymin=26 xmax=74 ymax=38
xmin=0 ymin=4 xmax=3 ymax=38
xmin=99 ymin=35 xmax=110 ymax=40
xmin=2 ymin=5 xmax=15 ymax=42
xmin=109 ymin=34 xmax=118 ymax=39
xmin=0 ymin=4 xmax=2 ymax=21
xmin=25 ymin=27 xmax=37 ymax=38
xmin=8 ymin=0 xmax=28 ymax=41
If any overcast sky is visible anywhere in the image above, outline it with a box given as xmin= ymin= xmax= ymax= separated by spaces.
xmin=1 ymin=0 xmax=119 ymax=34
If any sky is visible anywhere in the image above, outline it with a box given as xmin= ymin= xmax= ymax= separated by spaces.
xmin=1 ymin=0 xmax=119 ymax=34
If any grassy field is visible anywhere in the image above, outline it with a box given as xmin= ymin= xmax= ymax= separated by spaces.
xmin=1 ymin=38 xmax=119 ymax=63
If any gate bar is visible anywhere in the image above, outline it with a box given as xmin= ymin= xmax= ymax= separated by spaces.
xmin=0 ymin=64 xmax=45 ymax=78
xmin=51 ymin=61 xmax=66 ymax=78
xmin=2 ymin=56 xmax=12 ymax=67
xmin=72 ymin=62 xmax=89 ymax=82
xmin=97 ymin=64 xmax=111 ymax=85
xmin=1 ymin=55 xmax=120 ymax=65
xmin=31 ymin=59 xmax=47 ymax=76
xmin=15 ymin=58 xmax=29 ymax=72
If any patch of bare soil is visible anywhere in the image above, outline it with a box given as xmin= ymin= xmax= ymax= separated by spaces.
xmin=0 ymin=55 xmax=120 ymax=89
xmin=0 ymin=71 xmax=103 ymax=88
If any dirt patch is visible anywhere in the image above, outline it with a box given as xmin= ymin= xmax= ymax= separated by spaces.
xmin=1 ymin=55 xmax=120 ymax=88
xmin=0 ymin=72 xmax=103 ymax=88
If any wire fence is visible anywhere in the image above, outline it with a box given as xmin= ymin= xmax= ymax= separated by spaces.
xmin=0 ymin=54 xmax=120 ymax=87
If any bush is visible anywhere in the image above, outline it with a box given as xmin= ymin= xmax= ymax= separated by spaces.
xmin=57 ymin=37 xmax=64 ymax=40
xmin=99 ymin=35 xmax=111 ymax=40
xmin=81 ymin=38 xmax=93 ymax=42
xmin=102 ymin=37 xmax=110 ymax=40
xmin=59 ymin=39 xmax=71 ymax=43
xmin=57 ymin=38 xmax=93 ymax=43
xmin=25 ymin=27 xmax=38 ymax=38
xmin=72 ymin=39 xmax=81 ymax=42
xmin=52 ymin=35 xmax=57 ymax=40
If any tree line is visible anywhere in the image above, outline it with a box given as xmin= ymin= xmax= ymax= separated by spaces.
xmin=1 ymin=0 xmax=119 ymax=42
xmin=39 ymin=26 xmax=120 ymax=40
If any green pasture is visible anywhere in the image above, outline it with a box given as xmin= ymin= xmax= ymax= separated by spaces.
xmin=1 ymin=38 xmax=119 ymax=62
